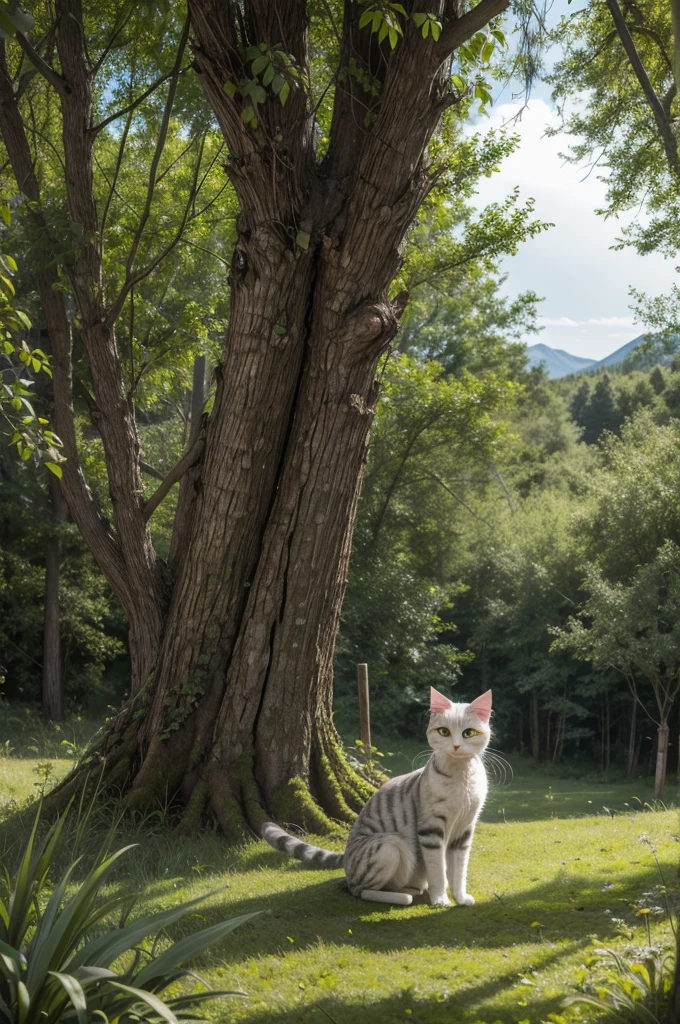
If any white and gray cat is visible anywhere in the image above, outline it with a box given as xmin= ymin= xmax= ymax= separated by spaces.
xmin=261 ymin=686 xmax=492 ymax=907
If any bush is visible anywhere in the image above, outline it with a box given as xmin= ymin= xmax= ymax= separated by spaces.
xmin=0 ymin=804 xmax=257 ymax=1023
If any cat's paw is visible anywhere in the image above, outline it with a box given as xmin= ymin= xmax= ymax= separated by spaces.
xmin=429 ymin=893 xmax=451 ymax=907
xmin=454 ymin=893 xmax=475 ymax=906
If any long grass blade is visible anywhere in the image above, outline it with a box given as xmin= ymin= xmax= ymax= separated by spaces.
xmin=71 ymin=887 xmax=228 ymax=971
xmin=133 ymin=912 xmax=261 ymax=989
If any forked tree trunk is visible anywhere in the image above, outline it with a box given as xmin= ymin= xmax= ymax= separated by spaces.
xmin=2 ymin=0 xmax=510 ymax=836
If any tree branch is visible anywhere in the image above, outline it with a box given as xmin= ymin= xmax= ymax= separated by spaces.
xmin=439 ymin=0 xmax=511 ymax=53
xmin=15 ymin=31 xmax=67 ymax=95
xmin=143 ymin=437 xmax=205 ymax=522
xmin=605 ymin=0 xmax=680 ymax=177
xmin=91 ymin=67 xmax=180 ymax=135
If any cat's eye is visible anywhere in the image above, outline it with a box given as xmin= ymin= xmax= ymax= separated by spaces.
xmin=462 ymin=728 xmax=481 ymax=738
xmin=436 ymin=727 xmax=450 ymax=737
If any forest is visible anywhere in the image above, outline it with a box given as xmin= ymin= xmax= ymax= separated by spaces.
xmin=1 ymin=0 xmax=680 ymax=1021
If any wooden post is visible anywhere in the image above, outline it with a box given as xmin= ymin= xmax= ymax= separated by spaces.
xmin=357 ymin=663 xmax=371 ymax=757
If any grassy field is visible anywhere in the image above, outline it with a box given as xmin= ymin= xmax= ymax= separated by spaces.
xmin=0 ymin=751 xmax=678 ymax=1023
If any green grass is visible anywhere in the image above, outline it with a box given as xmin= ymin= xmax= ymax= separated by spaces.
xmin=0 ymin=750 xmax=678 ymax=1024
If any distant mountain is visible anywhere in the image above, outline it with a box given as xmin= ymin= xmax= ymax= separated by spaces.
xmin=596 ymin=336 xmax=647 ymax=368
xmin=526 ymin=334 xmax=650 ymax=379
xmin=525 ymin=343 xmax=597 ymax=379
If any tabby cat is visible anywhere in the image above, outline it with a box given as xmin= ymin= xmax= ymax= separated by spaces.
xmin=261 ymin=686 xmax=491 ymax=906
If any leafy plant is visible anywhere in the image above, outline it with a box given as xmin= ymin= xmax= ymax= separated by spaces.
xmin=564 ymin=946 xmax=674 ymax=1022
xmin=0 ymin=805 xmax=258 ymax=1023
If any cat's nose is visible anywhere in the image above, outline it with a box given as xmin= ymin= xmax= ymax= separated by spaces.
xmin=453 ymin=745 xmax=460 ymax=750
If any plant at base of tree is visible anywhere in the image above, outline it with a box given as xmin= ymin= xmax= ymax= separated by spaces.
xmin=0 ymin=802 xmax=257 ymax=1024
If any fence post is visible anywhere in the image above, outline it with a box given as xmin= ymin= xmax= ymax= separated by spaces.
xmin=357 ymin=662 xmax=371 ymax=759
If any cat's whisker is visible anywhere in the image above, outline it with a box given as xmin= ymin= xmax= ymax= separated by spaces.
xmin=482 ymin=748 xmax=513 ymax=786
xmin=411 ymin=749 xmax=432 ymax=770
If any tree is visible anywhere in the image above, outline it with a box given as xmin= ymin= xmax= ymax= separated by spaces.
xmin=549 ymin=0 xmax=680 ymax=337
xmin=0 ymin=0 xmax=536 ymax=837
xmin=552 ymin=543 xmax=680 ymax=797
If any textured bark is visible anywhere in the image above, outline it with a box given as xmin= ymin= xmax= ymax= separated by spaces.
xmin=654 ymin=721 xmax=669 ymax=797
xmin=4 ymin=0 xmax=511 ymax=834
xmin=42 ymin=477 xmax=68 ymax=722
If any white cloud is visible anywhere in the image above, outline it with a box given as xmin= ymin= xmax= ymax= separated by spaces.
xmin=468 ymin=99 xmax=678 ymax=361
xmin=538 ymin=316 xmax=579 ymax=328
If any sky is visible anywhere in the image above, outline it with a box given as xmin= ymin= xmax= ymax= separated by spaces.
xmin=471 ymin=93 xmax=679 ymax=362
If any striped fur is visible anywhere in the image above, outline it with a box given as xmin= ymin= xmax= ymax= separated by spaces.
xmin=262 ymin=695 xmax=491 ymax=907
xmin=261 ymin=822 xmax=344 ymax=868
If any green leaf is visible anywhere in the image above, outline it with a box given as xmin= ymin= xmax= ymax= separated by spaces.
xmin=2 ymin=340 xmax=13 ymax=355
xmin=274 ymin=324 xmax=287 ymax=336
xmin=134 ymin=913 xmax=261 ymax=988
xmin=240 ymin=106 xmax=256 ymax=122
xmin=48 ymin=972 xmax=88 ymax=1024
xmin=251 ymin=54 xmax=269 ymax=76
xmin=491 ymin=28 xmax=506 ymax=46
xmin=481 ymin=39 xmax=494 ymax=63
xmin=251 ymin=83 xmax=267 ymax=104
xmin=430 ymin=20 xmax=441 ymax=40
xmin=412 ymin=12 xmax=427 ymax=26
xmin=358 ymin=9 xmax=374 ymax=29
xmin=271 ymin=73 xmax=285 ymax=95
xmin=279 ymin=80 xmax=290 ymax=106
xmin=223 ymin=80 xmax=237 ymax=98
xmin=46 ymin=463 xmax=63 ymax=478
xmin=107 ymin=982 xmax=179 ymax=1024
xmin=295 ymin=230 xmax=310 ymax=250
xmin=262 ymin=63 xmax=275 ymax=87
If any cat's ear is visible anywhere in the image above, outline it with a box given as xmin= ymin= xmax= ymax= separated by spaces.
xmin=430 ymin=686 xmax=453 ymax=714
xmin=468 ymin=689 xmax=492 ymax=723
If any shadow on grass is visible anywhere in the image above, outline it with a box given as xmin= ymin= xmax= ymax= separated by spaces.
xmin=223 ymin=950 xmax=583 ymax=1024
xmin=182 ymin=860 xmax=669 ymax=962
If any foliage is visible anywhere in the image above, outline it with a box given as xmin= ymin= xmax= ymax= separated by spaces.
xmin=0 ymin=803 xmax=257 ymax=1024
xmin=564 ymin=945 xmax=674 ymax=1022
xmin=335 ymin=353 xmax=511 ymax=734
xmin=0 ymin=191 xmax=62 ymax=474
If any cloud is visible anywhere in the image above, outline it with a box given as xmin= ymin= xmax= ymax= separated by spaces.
xmin=537 ymin=315 xmax=639 ymax=329
xmin=538 ymin=316 xmax=579 ymax=327
xmin=467 ymin=99 xmax=677 ymax=361
xmin=583 ymin=316 xmax=637 ymax=328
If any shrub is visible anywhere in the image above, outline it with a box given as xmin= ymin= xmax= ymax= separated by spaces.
xmin=0 ymin=804 xmax=257 ymax=1023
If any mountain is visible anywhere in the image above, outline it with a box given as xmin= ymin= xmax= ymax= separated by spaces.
xmin=526 ymin=334 xmax=650 ymax=379
xmin=525 ymin=343 xmax=597 ymax=378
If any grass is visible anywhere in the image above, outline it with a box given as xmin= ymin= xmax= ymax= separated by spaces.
xmin=0 ymin=748 xmax=678 ymax=1023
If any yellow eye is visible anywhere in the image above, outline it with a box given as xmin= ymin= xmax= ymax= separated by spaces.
xmin=437 ymin=727 xmax=450 ymax=737
xmin=462 ymin=728 xmax=481 ymax=738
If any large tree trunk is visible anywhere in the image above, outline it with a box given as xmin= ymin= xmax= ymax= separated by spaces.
xmin=3 ymin=0 xmax=510 ymax=836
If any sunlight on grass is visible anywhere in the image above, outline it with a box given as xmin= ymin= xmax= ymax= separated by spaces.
xmin=0 ymin=753 xmax=677 ymax=1023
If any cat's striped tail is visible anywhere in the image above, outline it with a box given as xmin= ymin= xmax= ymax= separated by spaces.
xmin=261 ymin=822 xmax=344 ymax=869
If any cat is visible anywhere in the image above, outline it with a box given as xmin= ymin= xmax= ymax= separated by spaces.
xmin=261 ymin=686 xmax=491 ymax=907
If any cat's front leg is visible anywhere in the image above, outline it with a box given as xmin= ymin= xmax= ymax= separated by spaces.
xmin=446 ymin=828 xmax=475 ymax=905
xmin=418 ymin=833 xmax=450 ymax=906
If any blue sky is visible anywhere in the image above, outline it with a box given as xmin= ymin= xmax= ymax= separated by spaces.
xmin=469 ymin=13 xmax=678 ymax=361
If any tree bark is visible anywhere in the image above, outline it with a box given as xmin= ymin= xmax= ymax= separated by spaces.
xmin=530 ymin=693 xmax=540 ymax=760
xmin=627 ymin=696 xmax=637 ymax=777
xmin=42 ymin=476 xmax=68 ymax=722
xmin=654 ymin=720 xmax=669 ymax=798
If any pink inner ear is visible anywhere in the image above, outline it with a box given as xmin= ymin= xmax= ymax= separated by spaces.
xmin=430 ymin=686 xmax=453 ymax=714
xmin=468 ymin=689 xmax=492 ymax=723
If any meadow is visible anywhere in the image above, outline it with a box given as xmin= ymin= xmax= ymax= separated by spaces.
xmin=0 ymin=749 xmax=677 ymax=1024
